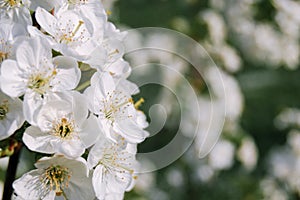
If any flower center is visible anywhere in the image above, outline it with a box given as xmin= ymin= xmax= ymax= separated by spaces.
xmin=0 ymin=100 xmax=9 ymax=120
xmin=0 ymin=51 xmax=9 ymax=63
xmin=98 ymin=142 xmax=134 ymax=176
xmin=40 ymin=165 xmax=71 ymax=197
xmin=28 ymin=69 xmax=57 ymax=95
xmin=100 ymin=92 xmax=133 ymax=123
xmin=55 ymin=118 xmax=74 ymax=138
xmin=8 ymin=0 xmax=17 ymax=6
xmin=0 ymin=0 xmax=20 ymax=8
xmin=59 ymin=20 xmax=85 ymax=44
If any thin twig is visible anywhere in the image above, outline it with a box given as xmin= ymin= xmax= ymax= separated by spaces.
xmin=2 ymin=142 xmax=22 ymax=200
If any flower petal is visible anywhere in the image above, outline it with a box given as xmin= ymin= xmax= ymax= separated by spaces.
xmin=92 ymin=165 xmax=107 ymax=200
xmin=23 ymin=92 xmax=44 ymax=126
xmin=56 ymin=139 xmax=85 ymax=159
xmin=35 ymin=7 xmax=57 ymax=36
xmin=52 ymin=56 xmax=81 ymax=91
xmin=13 ymin=169 xmax=56 ymax=200
xmin=0 ymin=59 xmax=26 ymax=97
xmin=114 ymin=119 xmax=149 ymax=143
xmin=23 ymin=126 xmax=55 ymax=154
xmin=79 ymin=114 xmax=101 ymax=148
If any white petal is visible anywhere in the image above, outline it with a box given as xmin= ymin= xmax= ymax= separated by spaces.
xmin=13 ymin=169 xmax=55 ymax=200
xmin=106 ymin=170 xmax=131 ymax=194
xmin=79 ymin=114 xmax=101 ymax=148
xmin=23 ymin=126 xmax=55 ymax=154
xmin=0 ymin=95 xmax=24 ymax=140
xmin=64 ymin=177 xmax=95 ymax=200
xmin=136 ymin=111 xmax=149 ymax=129
xmin=87 ymin=137 xmax=108 ymax=168
xmin=84 ymin=45 xmax=107 ymax=66
xmin=91 ymin=72 xmax=115 ymax=97
xmin=23 ymin=92 xmax=44 ymax=126
xmin=105 ymin=192 xmax=124 ymax=200
xmin=27 ymin=0 xmax=60 ymax=11
xmin=114 ymin=119 xmax=148 ymax=143
xmin=103 ymin=59 xmax=131 ymax=78
xmin=52 ymin=56 xmax=81 ymax=91
xmin=116 ymin=79 xmax=139 ymax=95
xmin=103 ymin=39 xmax=124 ymax=64
xmin=70 ymin=91 xmax=89 ymax=126
xmin=35 ymin=7 xmax=57 ymax=36
xmin=16 ymin=38 xmax=51 ymax=70
xmin=92 ymin=165 xmax=107 ymax=200
xmin=27 ymin=26 xmax=55 ymax=46
xmin=56 ymin=139 xmax=85 ymax=159
xmin=83 ymin=86 xmax=97 ymax=113
xmin=0 ymin=59 xmax=26 ymax=97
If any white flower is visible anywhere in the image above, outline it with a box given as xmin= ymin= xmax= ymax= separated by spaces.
xmin=13 ymin=155 xmax=95 ymax=200
xmin=87 ymin=136 xmax=137 ymax=200
xmin=85 ymin=72 xmax=149 ymax=144
xmin=23 ymin=92 xmax=100 ymax=158
xmin=0 ymin=90 xmax=24 ymax=140
xmin=0 ymin=0 xmax=32 ymax=26
xmin=33 ymin=7 xmax=107 ymax=65
xmin=208 ymin=139 xmax=235 ymax=170
xmin=237 ymin=137 xmax=258 ymax=171
xmin=201 ymin=10 xmax=226 ymax=45
xmin=288 ymin=130 xmax=300 ymax=155
xmin=274 ymin=108 xmax=300 ymax=130
xmin=0 ymin=37 xmax=81 ymax=125
xmin=0 ymin=21 xmax=27 ymax=64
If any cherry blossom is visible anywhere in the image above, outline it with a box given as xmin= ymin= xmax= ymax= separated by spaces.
xmin=88 ymin=136 xmax=138 ymax=200
xmin=0 ymin=37 xmax=80 ymax=125
xmin=23 ymin=92 xmax=100 ymax=158
xmin=85 ymin=72 xmax=149 ymax=144
xmin=13 ymin=155 xmax=95 ymax=200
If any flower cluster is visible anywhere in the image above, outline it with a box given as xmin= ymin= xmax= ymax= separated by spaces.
xmin=0 ymin=0 xmax=149 ymax=199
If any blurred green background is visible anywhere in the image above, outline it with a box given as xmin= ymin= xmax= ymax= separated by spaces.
xmin=107 ymin=0 xmax=300 ymax=199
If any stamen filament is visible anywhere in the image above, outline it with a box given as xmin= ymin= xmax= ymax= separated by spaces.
xmin=134 ymin=98 xmax=144 ymax=109
xmin=72 ymin=20 xmax=84 ymax=37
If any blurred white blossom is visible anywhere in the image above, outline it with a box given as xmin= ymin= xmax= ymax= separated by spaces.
xmin=237 ymin=137 xmax=258 ymax=171
xmin=208 ymin=140 xmax=235 ymax=170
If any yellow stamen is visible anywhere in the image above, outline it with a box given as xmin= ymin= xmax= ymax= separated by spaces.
xmin=59 ymin=20 xmax=84 ymax=44
xmin=72 ymin=20 xmax=84 ymax=37
xmin=106 ymin=10 xmax=112 ymax=16
xmin=108 ymin=49 xmax=119 ymax=57
xmin=54 ymin=118 xmax=74 ymax=138
xmin=28 ymin=69 xmax=57 ymax=95
xmin=40 ymin=165 xmax=71 ymax=197
xmin=134 ymin=98 xmax=144 ymax=109
xmin=8 ymin=0 xmax=17 ymax=6
xmin=0 ymin=51 xmax=8 ymax=62
xmin=104 ymin=97 xmax=132 ymax=121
